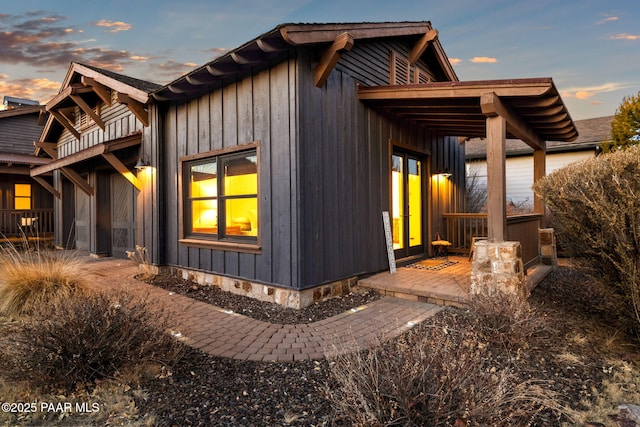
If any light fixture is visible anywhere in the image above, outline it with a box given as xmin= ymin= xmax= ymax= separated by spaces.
xmin=135 ymin=157 xmax=149 ymax=170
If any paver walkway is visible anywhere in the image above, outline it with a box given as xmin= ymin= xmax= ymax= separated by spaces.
xmin=83 ymin=257 xmax=443 ymax=362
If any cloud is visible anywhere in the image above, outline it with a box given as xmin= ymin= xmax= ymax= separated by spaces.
xmin=470 ymin=56 xmax=497 ymax=63
xmin=597 ymin=16 xmax=618 ymax=25
xmin=93 ymin=19 xmax=132 ymax=33
xmin=0 ymin=11 xmax=145 ymax=72
xmin=448 ymin=58 xmax=462 ymax=65
xmin=561 ymin=82 xmax=630 ymax=100
xmin=152 ymin=60 xmax=201 ymax=82
xmin=0 ymin=77 xmax=60 ymax=102
xmin=609 ymin=33 xmax=639 ymax=40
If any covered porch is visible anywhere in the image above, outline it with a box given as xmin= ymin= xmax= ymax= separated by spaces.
xmin=358 ymin=78 xmax=577 ymax=301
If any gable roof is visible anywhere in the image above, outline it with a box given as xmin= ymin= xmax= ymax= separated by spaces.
xmin=38 ymin=62 xmax=160 ymax=151
xmin=0 ymin=105 xmax=49 ymax=166
xmin=465 ymin=115 xmax=613 ymax=159
xmin=152 ymin=21 xmax=457 ymax=101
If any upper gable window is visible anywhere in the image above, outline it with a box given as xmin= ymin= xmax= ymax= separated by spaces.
xmin=78 ymin=104 xmax=100 ymax=130
xmin=390 ymin=51 xmax=433 ymax=85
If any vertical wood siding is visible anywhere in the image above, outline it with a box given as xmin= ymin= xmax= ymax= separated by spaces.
xmin=297 ymin=42 xmax=465 ymax=288
xmin=160 ymin=60 xmax=299 ymax=287
xmin=149 ymin=38 xmax=465 ymax=290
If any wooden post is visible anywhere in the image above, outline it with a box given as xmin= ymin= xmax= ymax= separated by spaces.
xmin=533 ymin=148 xmax=546 ymax=225
xmin=486 ymin=115 xmax=507 ymax=241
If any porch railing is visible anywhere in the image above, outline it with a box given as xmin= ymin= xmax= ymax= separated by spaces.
xmin=442 ymin=213 xmax=542 ymax=267
xmin=0 ymin=209 xmax=55 ymax=238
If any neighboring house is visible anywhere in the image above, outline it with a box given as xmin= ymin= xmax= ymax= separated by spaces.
xmin=0 ymin=102 xmax=54 ymax=239
xmin=32 ymin=62 xmax=161 ymax=255
xmin=465 ymin=115 xmax=613 ymax=210
xmin=32 ymin=22 xmax=578 ymax=307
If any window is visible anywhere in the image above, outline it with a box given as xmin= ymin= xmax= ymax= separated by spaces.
xmin=184 ymin=149 xmax=258 ymax=242
xmin=14 ymin=184 xmax=31 ymax=210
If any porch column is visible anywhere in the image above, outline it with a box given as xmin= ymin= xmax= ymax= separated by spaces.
xmin=485 ymin=115 xmax=507 ymax=241
xmin=533 ymin=148 xmax=546 ymax=223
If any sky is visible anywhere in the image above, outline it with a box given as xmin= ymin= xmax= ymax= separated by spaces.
xmin=1 ymin=0 xmax=639 ymax=120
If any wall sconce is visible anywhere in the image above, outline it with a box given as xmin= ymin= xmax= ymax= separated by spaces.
xmin=435 ymin=167 xmax=452 ymax=178
xmin=135 ymin=156 xmax=149 ymax=170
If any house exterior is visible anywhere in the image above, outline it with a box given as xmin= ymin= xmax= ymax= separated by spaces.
xmin=33 ymin=22 xmax=578 ymax=307
xmin=31 ymin=63 xmax=161 ymax=255
xmin=0 ymin=103 xmax=54 ymax=239
xmin=465 ymin=115 xmax=613 ymax=210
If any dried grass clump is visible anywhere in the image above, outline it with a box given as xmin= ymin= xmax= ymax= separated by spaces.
xmin=466 ymin=286 xmax=546 ymax=352
xmin=325 ymin=306 xmax=567 ymax=426
xmin=534 ymin=145 xmax=640 ymax=327
xmin=0 ymin=290 xmax=183 ymax=392
xmin=0 ymin=246 xmax=87 ymax=316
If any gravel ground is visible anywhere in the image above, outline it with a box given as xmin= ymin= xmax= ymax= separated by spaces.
xmin=135 ymin=267 xmax=640 ymax=427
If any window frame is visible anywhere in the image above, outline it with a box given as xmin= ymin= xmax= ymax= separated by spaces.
xmin=14 ymin=183 xmax=32 ymax=210
xmin=179 ymin=141 xmax=261 ymax=253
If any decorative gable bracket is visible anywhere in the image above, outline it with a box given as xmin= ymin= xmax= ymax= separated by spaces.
xmin=314 ymin=32 xmax=354 ymax=88
xmin=117 ymin=93 xmax=149 ymax=127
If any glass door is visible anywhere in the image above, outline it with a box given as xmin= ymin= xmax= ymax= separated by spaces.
xmin=391 ymin=152 xmax=424 ymax=259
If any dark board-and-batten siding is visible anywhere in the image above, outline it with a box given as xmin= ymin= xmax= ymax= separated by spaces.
xmin=160 ymin=59 xmax=299 ymax=288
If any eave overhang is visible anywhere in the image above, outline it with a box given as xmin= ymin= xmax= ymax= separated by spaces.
xmin=153 ymin=21 xmax=458 ymax=101
xmin=358 ymin=78 xmax=578 ymax=144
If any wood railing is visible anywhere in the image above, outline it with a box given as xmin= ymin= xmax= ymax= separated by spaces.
xmin=0 ymin=209 xmax=55 ymax=238
xmin=442 ymin=213 xmax=542 ymax=266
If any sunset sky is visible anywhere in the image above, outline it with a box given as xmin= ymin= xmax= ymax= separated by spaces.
xmin=1 ymin=0 xmax=639 ymax=119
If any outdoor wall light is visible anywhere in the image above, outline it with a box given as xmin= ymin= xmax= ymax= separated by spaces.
xmin=135 ymin=156 xmax=149 ymax=170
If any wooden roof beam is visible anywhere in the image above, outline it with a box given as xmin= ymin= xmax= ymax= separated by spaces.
xmin=34 ymin=141 xmax=58 ymax=160
xmin=117 ymin=93 xmax=149 ymax=127
xmin=101 ymin=152 xmax=142 ymax=191
xmin=315 ymin=32 xmax=354 ymax=88
xmin=48 ymin=109 xmax=80 ymax=140
xmin=70 ymin=94 xmax=105 ymax=130
xmin=32 ymin=176 xmax=60 ymax=199
xmin=409 ymin=29 xmax=438 ymax=65
xmin=481 ymin=91 xmax=545 ymax=151
xmin=81 ymin=76 xmax=112 ymax=106
xmin=256 ymin=38 xmax=290 ymax=53
xmin=61 ymin=167 xmax=94 ymax=196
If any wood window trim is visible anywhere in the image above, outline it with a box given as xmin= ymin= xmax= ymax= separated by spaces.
xmin=178 ymin=238 xmax=261 ymax=254
xmin=179 ymin=141 xmax=261 ymax=250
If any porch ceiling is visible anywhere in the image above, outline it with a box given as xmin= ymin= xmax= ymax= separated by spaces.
xmin=358 ymin=78 xmax=578 ymax=143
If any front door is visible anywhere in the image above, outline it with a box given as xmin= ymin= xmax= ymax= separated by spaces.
xmin=391 ymin=152 xmax=424 ymax=259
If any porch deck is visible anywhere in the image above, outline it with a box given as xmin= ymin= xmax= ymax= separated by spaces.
xmin=358 ymin=255 xmax=553 ymax=307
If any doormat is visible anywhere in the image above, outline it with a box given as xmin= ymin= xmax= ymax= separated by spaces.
xmin=407 ymin=259 xmax=458 ymax=271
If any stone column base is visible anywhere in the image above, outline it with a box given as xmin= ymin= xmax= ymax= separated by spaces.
xmin=538 ymin=228 xmax=558 ymax=269
xmin=470 ymin=240 xmax=528 ymax=300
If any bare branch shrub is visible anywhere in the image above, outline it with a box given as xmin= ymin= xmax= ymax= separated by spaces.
xmin=325 ymin=295 xmax=567 ymax=426
xmin=534 ymin=145 xmax=640 ymax=327
xmin=0 ymin=290 xmax=183 ymax=392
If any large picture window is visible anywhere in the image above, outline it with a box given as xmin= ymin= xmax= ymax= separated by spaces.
xmin=184 ymin=149 xmax=258 ymax=242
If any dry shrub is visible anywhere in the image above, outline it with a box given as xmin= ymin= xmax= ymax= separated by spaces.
xmin=0 ymin=245 xmax=87 ymax=316
xmin=325 ymin=298 xmax=567 ymax=426
xmin=466 ymin=286 xmax=546 ymax=353
xmin=1 ymin=290 xmax=183 ymax=392
xmin=534 ymin=145 xmax=640 ymax=327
